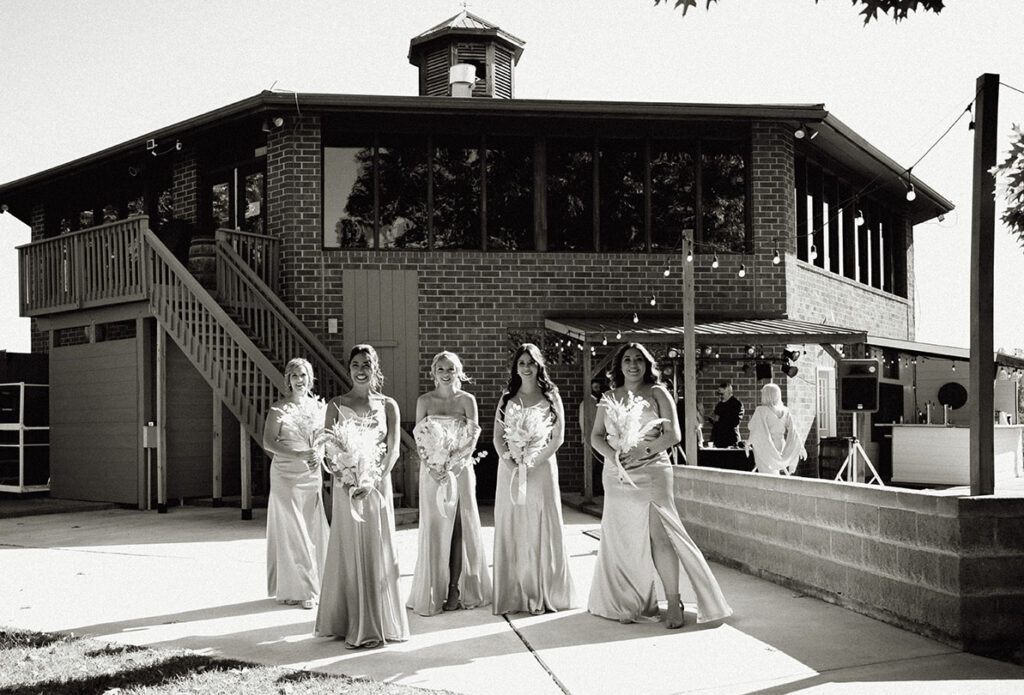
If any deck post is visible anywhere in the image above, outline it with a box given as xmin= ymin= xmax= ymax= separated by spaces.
xmin=240 ymin=430 xmax=252 ymax=520
xmin=212 ymin=393 xmax=223 ymax=506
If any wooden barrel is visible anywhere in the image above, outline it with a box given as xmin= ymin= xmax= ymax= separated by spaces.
xmin=818 ymin=437 xmax=851 ymax=480
xmin=187 ymin=236 xmax=217 ymax=290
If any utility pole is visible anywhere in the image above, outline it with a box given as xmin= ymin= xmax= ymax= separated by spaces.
xmin=969 ymin=73 xmax=999 ymax=496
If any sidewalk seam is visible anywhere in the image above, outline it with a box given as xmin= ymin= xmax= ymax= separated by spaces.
xmin=503 ymin=615 xmax=573 ymax=695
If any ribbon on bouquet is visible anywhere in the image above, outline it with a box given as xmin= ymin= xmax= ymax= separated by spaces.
xmin=348 ymin=484 xmax=384 ymax=523
xmin=509 ymin=459 xmax=531 ymax=506
xmin=435 ymin=468 xmax=459 ymax=518
xmin=611 ymin=450 xmax=640 ymax=489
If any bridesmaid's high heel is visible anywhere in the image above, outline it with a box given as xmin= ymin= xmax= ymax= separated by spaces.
xmin=665 ymin=594 xmax=685 ymax=629
xmin=443 ymin=583 xmax=460 ymax=611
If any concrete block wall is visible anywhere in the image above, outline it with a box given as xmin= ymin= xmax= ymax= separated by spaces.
xmin=674 ymin=465 xmax=1024 ymax=654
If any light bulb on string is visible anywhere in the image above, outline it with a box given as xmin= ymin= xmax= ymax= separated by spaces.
xmin=809 ymin=244 xmax=818 ymax=261
xmin=632 ymin=313 xmax=639 ymax=324
xmin=577 ymin=342 xmax=584 ymax=351
xmin=951 ymin=362 xmax=956 ymax=372
xmin=772 ymin=249 xmax=781 ymax=265
xmin=738 ymin=263 xmax=746 ymax=278
xmin=905 ymin=182 xmax=916 ymax=202
xmin=855 ymin=209 xmax=865 ymax=227
xmin=616 ymin=330 xmax=622 ymax=340
xmin=711 ymin=254 xmax=719 ymax=269
xmin=602 ymin=335 xmax=608 ymax=346
xmin=663 ymin=267 xmax=671 ymax=277
xmin=649 ymin=294 xmax=657 ymax=306
xmin=686 ymin=246 xmax=693 ymax=263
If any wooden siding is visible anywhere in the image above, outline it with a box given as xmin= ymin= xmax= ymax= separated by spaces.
xmin=425 ymin=47 xmax=449 ymax=97
xmin=493 ymin=46 xmax=513 ymax=99
xmin=343 ymin=269 xmax=419 ymax=420
xmin=165 ymin=341 xmax=214 ymax=499
xmin=49 ymin=339 xmax=139 ymax=503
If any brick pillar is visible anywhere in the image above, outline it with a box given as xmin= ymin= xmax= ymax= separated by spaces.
xmin=172 ymin=149 xmax=199 ymax=226
xmin=750 ymin=122 xmax=794 ymax=317
xmin=28 ymin=203 xmax=49 ymax=354
xmin=266 ymin=115 xmax=322 ymax=328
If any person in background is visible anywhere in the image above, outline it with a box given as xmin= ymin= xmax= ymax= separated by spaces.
xmin=745 ymin=383 xmax=807 ymax=474
xmin=708 ymin=381 xmax=744 ymax=448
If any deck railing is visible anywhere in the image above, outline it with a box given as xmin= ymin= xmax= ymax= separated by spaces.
xmin=18 ymin=217 xmax=147 ymax=316
xmin=215 ymin=228 xmax=279 ymax=293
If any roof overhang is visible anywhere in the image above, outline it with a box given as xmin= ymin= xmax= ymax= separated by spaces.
xmin=866 ymin=336 xmax=1024 ymax=371
xmin=544 ymin=314 xmax=867 ymax=346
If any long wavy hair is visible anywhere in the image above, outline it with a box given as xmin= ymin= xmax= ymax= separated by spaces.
xmin=608 ymin=342 xmax=662 ymax=388
xmin=500 ymin=343 xmax=559 ymax=415
xmin=349 ymin=344 xmax=384 ymax=393
xmin=431 ymin=350 xmax=470 ymax=391
xmin=283 ymin=357 xmax=315 ymax=396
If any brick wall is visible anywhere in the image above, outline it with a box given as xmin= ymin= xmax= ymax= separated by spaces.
xmin=29 ymin=204 xmax=49 ymax=354
xmin=171 ymin=149 xmax=199 ymax=225
xmin=674 ymin=466 xmax=1024 ymax=655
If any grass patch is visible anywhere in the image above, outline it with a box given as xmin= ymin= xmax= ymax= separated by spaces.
xmin=0 ymin=628 xmax=455 ymax=694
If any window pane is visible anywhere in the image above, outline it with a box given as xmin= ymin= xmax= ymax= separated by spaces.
xmin=324 ymin=145 xmax=374 ymax=248
xmin=243 ymin=171 xmax=265 ymax=236
xmin=211 ymin=182 xmax=231 ymax=230
xmin=485 ymin=136 xmax=533 ymax=251
xmin=701 ymin=140 xmax=747 ymax=253
xmin=433 ymin=136 xmax=481 ymax=250
xmin=546 ymin=139 xmax=593 ymax=251
xmin=651 ymin=143 xmax=695 ymax=251
xmin=599 ymin=139 xmax=644 ymax=252
xmin=378 ymin=137 xmax=429 ymax=249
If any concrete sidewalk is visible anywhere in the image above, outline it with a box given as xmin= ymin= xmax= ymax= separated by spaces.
xmin=1 ymin=505 xmax=1022 ymax=694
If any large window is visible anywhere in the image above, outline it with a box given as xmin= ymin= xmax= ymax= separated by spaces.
xmin=323 ymin=129 xmax=749 ymax=254
xmin=795 ymin=153 xmax=906 ymax=296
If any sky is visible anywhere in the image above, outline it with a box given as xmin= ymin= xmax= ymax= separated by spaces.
xmin=1 ymin=0 xmax=1023 ymax=353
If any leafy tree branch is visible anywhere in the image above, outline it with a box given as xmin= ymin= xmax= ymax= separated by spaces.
xmin=654 ymin=0 xmax=945 ymax=24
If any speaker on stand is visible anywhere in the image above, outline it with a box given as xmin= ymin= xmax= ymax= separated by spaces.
xmin=835 ymin=359 xmax=884 ymax=485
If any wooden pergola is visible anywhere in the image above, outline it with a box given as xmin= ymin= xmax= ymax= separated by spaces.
xmin=545 ymin=313 xmax=869 ymax=501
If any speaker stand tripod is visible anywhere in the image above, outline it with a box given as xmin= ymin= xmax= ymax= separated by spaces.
xmin=834 ymin=412 xmax=884 ymax=486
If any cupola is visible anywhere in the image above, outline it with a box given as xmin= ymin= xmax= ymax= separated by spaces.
xmin=408 ymin=10 xmax=525 ymax=98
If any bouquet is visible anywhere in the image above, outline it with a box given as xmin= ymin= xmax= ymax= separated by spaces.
xmin=315 ymin=412 xmax=387 ymax=522
xmin=413 ymin=417 xmax=483 ymax=518
xmin=274 ymin=396 xmax=327 ymax=469
xmin=501 ymin=401 xmax=554 ymax=505
xmin=600 ymin=391 xmax=667 ymax=487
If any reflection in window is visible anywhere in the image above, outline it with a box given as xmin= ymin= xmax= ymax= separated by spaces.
xmin=486 ymin=136 xmax=533 ymax=250
xmin=211 ymin=182 xmax=231 ymax=229
xmin=79 ymin=210 xmax=95 ymax=229
xmin=378 ymin=137 xmax=429 ymax=249
xmin=243 ymin=172 xmax=265 ymax=236
xmin=650 ymin=143 xmax=695 ymax=251
xmin=547 ymin=139 xmax=593 ymax=251
xmin=433 ymin=136 xmax=481 ymax=250
xmin=701 ymin=141 xmax=746 ymax=253
xmin=324 ymin=146 xmax=373 ymax=248
xmin=599 ymin=140 xmax=644 ymax=252
xmin=102 ymin=205 xmax=119 ymax=223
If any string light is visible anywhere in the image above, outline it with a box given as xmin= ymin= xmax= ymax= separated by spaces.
xmin=951 ymin=361 xmax=957 ymax=372
xmin=632 ymin=313 xmax=639 ymax=324
xmin=738 ymin=263 xmax=746 ymax=278
xmin=649 ymin=294 xmax=657 ymax=306
xmin=663 ymin=267 xmax=671 ymax=277
xmin=809 ymin=244 xmax=818 ymax=261
xmin=772 ymin=249 xmax=781 ymax=265
xmin=855 ymin=209 xmax=865 ymax=226
xmin=602 ymin=335 xmax=608 ymax=346
xmin=905 ymin=182 xmax=916 ymax=202
xmin=616 ymin=330 xmax=622 ymax=339
xmin=686 ymin=246 xmax=693 ymax=263
xmin=711 ymin=254 xmax=719 ymax=269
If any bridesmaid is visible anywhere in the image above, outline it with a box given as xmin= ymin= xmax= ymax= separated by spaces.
xmin=588 ymin=343 xmax=731 ymax=628
xmin=492 ymin=343 xmax=577 ymax=615
xmin=262 ymin=357 xmax=329 ymax=610
xmin=407 ymin=351 xmax=492 ymax=615
xmin=315 ymin=345 xmax=409 ymax=648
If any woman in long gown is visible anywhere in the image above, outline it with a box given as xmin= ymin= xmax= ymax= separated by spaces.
xmin=492 ymin=343 xmax=577 ymax=615
xmin=315 ymin=345 xmax=409 ymax=648
xmin=588 ymin=343 xmax=731 ymax=628
xmin=262 ymin=357 xmax=329 ymax=610
xmin=746 ymin=382 xmax=807 ymax=474
xmin=408 ymin=351 xmax=492 ymax=615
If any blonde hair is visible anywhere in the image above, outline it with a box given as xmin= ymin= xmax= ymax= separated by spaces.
xmin=283 ymin=357 xmax=315 ymax=396
xmin=431 ymin=351 xmax=470 ymax=391
xmin=761 ymin=382 xmax=783 ymax=407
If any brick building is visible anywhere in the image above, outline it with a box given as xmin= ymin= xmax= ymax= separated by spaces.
xmin=1 ymin=11 xmax=955 ymax=510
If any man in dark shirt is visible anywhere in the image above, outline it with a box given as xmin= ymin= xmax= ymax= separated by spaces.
xmin=709 ymin=381 xmax=744 ymax=448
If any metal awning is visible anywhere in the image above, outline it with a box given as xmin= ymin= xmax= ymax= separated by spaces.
xmin=544 ymin=315 xmax=867 ymax=346
xmin=866 ymin=335 xmax=1024 ymax=371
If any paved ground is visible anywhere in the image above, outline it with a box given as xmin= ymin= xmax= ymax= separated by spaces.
xmin=1 ymin=504 xmax=1023 ymax=694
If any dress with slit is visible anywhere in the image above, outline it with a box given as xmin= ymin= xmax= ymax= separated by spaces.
xmin=407 ymin=415 xmax=493 ymax=616
xmin=266 ymin=408 xmax=329 ymax=603
xmin=314 ymin=400 xmax=410 ymax=646
xmin=588 ymin=395 xmax=732 ymax=624
xmin=492 ymin=401 xmax=577 ymax=615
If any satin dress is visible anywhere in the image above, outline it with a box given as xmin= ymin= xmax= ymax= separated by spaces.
xmin=588 ymin=400 xmax=732 ymax=624
xmin=314 ymin=400 xmax=410 ymax=647
xmin=266 ymin=409 xmax=329 ymax=604
xmin=492 ymin=401 xmax=577 ymax=615
xmin=747 ymin=405 xmax=803 ymax=474
xmin=407 ymin=415 xmax=493 ymax=616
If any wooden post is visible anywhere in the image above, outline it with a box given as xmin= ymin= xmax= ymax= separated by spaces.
xmin=156 ymin=326 xmax=168 ymax=513
xmin=240 ymin=429 xmax=252 ymax=520
xmin=683 ymin=230 xmax=698 ymax=468
xmin=970 ymin=73 xmax=999 ymax=496
xmin=211 ymin=393 xmax=223 ymax=506
xmin=582 ymin=348 xmax=594 ymax=503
